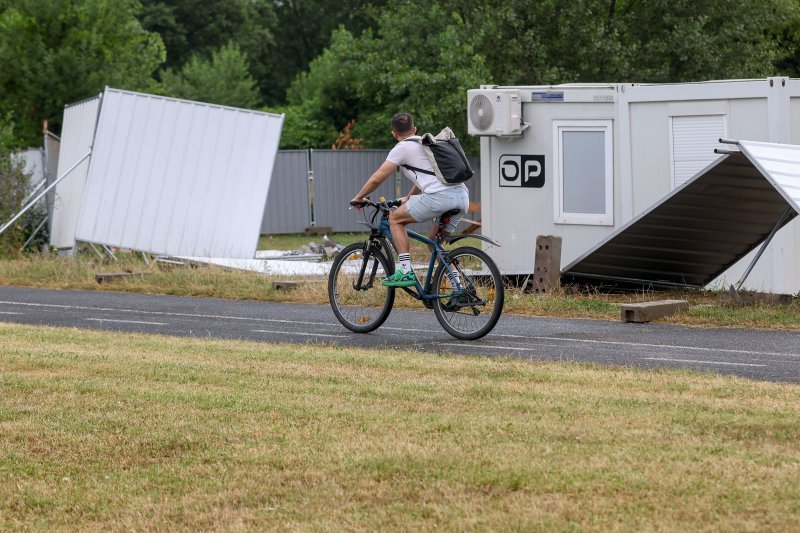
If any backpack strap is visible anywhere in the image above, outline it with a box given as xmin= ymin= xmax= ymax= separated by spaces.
xmin=401 ymin=163 xmax=434 ymax=176
xmin=400 ymin=137 xmax=435 ymax=176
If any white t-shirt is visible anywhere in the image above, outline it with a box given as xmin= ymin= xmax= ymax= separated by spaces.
xmin=386 ymin=136 xmax=466 ymax=194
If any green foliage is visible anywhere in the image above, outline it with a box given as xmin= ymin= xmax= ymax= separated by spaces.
xmin=0 ymin=116 xmax=31 ymax=255
xmin=139 ymin=0 xmax=275 ymax=100
xmin=160 ymin=43 xmax=259 ymax=108
xmin=774 ymin=2 xmax=800 ymax=75
xmin=262 ymin=0 xmax=385 ymax=105
xmin=282 ymin=3 xmax=490 ymax=151
xmin=0 ymin=113 xmax=15 ymax=152
xmin=460 ymin=0 xmax=795 ymax=84
xmin=278 ymin=0 xmax=798 ymax=150
xmin=0 ymin=0 xmax=166 ymax=145
xmin=2 ymin=0 xmax=800 ymax=154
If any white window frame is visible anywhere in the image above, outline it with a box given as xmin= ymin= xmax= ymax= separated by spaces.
xmin=553 ymin=120 xmax=614 ymax=225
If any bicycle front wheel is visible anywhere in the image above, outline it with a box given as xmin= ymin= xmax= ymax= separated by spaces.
xmin=432 ymin=246 xmax=504 ymax=340
xmin=328 ymin=242 xmax=395 ymax=333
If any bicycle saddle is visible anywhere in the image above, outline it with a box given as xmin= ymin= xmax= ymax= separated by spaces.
xmin=438 ymin=208 xmax=461 ymax=222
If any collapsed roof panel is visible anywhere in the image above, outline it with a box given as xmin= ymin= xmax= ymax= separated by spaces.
xmin=562 ymin=141 xmax=800 ymax=289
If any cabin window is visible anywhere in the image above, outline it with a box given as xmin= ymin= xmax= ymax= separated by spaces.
xmin=553 ymin=120 xmax=613 ymax=225
xmin=670 ymin=115 xmax=727 ymax=188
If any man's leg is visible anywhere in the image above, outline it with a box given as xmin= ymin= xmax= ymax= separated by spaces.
xmin=381 ymin=204 xmax=418 ymax=286
xmin=389 ymin=203 xmax=416 ymax=255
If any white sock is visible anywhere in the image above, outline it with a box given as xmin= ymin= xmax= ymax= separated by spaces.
xmin=398 ymin=253 xmax=411 ymax=274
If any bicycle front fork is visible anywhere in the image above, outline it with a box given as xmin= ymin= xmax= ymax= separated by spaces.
xmin=353 ymin=245 xmax=381 ymax=291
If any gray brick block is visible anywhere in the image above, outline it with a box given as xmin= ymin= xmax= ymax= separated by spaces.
xmin=620 ymin=300 xmax=689 ymax=323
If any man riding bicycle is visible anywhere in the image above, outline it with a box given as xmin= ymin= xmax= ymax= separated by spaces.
xmin=351 ymin=113 xmax=469 ymax=287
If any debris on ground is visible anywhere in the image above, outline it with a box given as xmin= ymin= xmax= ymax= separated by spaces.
xmin=95 ymin=271 xmax=152 ymax=284
xmin=295 ymin=234 xmax=343 ymax=260
xmin=153 ymin=236 xmax=347 ymax=277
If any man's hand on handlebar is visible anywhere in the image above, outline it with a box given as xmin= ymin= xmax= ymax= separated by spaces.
xmin=350 ymin=196 xmax=402 ymax=212
xmin=350 ymin=197 xmax=368 ymax=210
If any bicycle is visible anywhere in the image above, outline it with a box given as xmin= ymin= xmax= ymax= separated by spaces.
xmin=327 ymin=197 xmax=504 ymax=340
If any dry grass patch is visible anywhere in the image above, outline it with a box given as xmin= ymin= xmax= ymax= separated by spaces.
xmin=3 ymin=250 xmax=800 ymax=330
xmin=1 ymin=322 xmax=799 ymax=530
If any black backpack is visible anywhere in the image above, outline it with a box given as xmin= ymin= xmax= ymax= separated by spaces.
xmin=402 ymin=127 xmax=474 ymax=184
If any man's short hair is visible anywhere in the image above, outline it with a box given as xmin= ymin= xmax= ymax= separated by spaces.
xmin=391 ymin=113 xmax=414 ymax=135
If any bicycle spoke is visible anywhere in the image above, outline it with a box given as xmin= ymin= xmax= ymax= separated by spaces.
xmin=432 ymin=247 xmax=504 ymax=340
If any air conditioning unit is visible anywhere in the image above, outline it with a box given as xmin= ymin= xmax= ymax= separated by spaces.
xmin=467 ymin=89 xmax=526 ymax=136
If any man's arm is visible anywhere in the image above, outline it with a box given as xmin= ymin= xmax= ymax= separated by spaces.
xmin=398 ymin=184 xmax=421 ymax=205
xmin=352 ymin=160 xmax=397 ymax=201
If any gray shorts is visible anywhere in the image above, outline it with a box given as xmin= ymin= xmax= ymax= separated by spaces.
xmin=406 ymin=186 xmax=469 ymax=233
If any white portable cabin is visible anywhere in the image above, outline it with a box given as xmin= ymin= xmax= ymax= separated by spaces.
xmin=472 ymin=77 xmax=800 ymax=293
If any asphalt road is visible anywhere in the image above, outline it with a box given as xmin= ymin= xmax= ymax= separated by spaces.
xmin=0 ymin=285 xmax=798 ymax=383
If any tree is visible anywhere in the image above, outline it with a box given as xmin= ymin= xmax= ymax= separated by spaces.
xmin=138 ymin=0 xmax=275 ymax=102
xmin=456 ymin=0 xmax=795 ymax=85
xmin=0 ymin=0 xmax=165 ymax=145
xmin=261 ymin=0 xmax=385 ymax=105
xmin=280 ymin=2 xmax=491 ymax=151
xmin=774 ymin=3 xmax=800 ymax=76
xmin=160 ymin=43 xmax=260 ymax=108
xmin=0 ymin=115 xmax=31 ymax=254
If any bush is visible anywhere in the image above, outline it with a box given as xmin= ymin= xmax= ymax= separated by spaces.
xmin=0 ymin=117 xmax=32 ymax=256
xmin=0 ymin=158 xmax=31 ymax=255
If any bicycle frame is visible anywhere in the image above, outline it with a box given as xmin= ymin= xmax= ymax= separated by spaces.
xmin=363 ymin=210 xmax=463 ymax=302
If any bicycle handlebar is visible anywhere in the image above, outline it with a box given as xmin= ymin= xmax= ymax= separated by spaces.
xmin=350 ymin=197 xmax=402 ymax=210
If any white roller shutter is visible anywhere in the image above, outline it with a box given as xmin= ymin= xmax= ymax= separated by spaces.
xmin=670 ymin=115 xmax=727 ymax=188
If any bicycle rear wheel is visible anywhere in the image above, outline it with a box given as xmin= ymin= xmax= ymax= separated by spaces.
xmin=432 ymin=246 xmax=504 ymax=340
xmin=328 ymin=242 xmax=395 ymax=333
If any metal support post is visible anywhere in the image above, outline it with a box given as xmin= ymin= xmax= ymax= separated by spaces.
xmin=88 ymin=243 xmax=104 ymax=259
xmin=729 ymin=205 xmax=793 ymax=303
xmin=19 ymin=216 xmax=47 ymax=251
xmin=0 ymin=151 xmax=91 ymax=238
xmin=307 ymin=148 xmax=315 ymax=227
xmin=101 ymin=245 xmax=117 ymax=261
xmin=21 ymin=180 xmax=46 ymax=205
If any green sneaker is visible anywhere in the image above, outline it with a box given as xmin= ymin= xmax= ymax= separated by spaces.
xmin=381 ymin=270 xmax=418 ymax=287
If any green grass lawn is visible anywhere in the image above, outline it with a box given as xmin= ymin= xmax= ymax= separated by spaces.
xmin=258 ymin=231 xmax=369 ymax=251
xmin=1 ymin=322 xmax=799 ymax=530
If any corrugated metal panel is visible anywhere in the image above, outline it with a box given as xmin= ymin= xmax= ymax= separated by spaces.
xmin=738 ymin=141 xmax=800 ymax=210
xmin=260 ymin=150 xmax=310 ymax=234
xmin=15 ymin=148 xmax=44 ymax=186
xmin=311 ymin=150 xmax=395 ymax=232
xmin=44 ymin=133 xmax=60 ymax=234
xmin=50 ymin=96 xmax=100 ymax=249
xmin=75 ymin=88 xmax=283 ymax=258
xmin=671 ymin=115 xmax=726 ymax=187
xmin=256 ymin=151 xmax=480 ymax=236
xmin=562 ymin=144 xmax=800 ymax=289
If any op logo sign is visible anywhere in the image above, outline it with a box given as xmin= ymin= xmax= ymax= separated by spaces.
xmin=499 ymin=155 xmax=545 ymax=188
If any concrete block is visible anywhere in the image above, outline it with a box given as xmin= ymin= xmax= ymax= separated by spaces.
xmin=620 ymin=299 xmax=689 ymax=323
xmin=271 ymin=280 xmax=326 ymax=291
xmin=272 ymin=280 xmax=303 ymax=291
xmin=720 ymin=290 xmax=794 ymax=306
xmin=95 ymin=271 xmax=151 ymax=284
xmin=529 ymin=235 xmax=562 ymax=294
